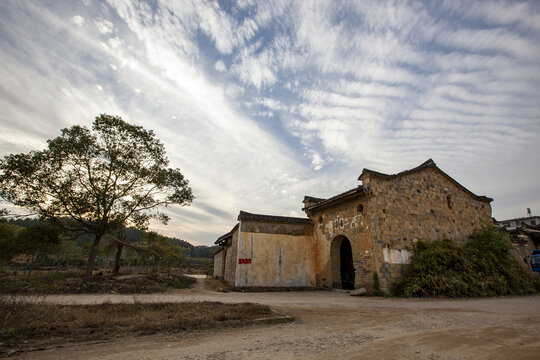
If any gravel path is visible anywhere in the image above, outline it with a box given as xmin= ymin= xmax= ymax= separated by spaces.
xmin=11 ymin=278 xmax=540 ymax=360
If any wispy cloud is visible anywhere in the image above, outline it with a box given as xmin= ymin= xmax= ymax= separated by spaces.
xmin=1 ymin=0 xmax=539 ymax=244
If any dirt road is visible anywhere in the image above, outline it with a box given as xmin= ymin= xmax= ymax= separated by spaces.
xmin=13 ymin=278 xmax=540 ymax=359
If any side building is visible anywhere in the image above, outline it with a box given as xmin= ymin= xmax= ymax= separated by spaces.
xmin=213 ymin=212 xmax=315 ymax=289
xmin=213 ymin=159 xmax=493 ymax=293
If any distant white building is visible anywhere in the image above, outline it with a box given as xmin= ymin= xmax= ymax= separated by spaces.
xmin=497 ymin=216 xmax=540 ymax=231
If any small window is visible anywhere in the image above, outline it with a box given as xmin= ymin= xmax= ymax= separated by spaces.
xmin=446 ymin=195 xmax=453 ymax=209
xmin=357 ymin=204 xmax=364 ymax=213
xmin=318 ymin=216 xmax=323 ymax=224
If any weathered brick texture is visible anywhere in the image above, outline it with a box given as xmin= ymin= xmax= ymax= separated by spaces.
xmin=214 ymin=160 xmax=493 ymax=293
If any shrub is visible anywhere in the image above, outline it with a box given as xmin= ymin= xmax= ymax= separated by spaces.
xmin=394 ymin=226 xmax=540 ymax=297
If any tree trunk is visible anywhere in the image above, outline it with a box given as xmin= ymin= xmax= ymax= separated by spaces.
xmin=112 ymin=241 xmax=123 ymax=275
xmin=84 ymin=234 xmax=103 ymax=283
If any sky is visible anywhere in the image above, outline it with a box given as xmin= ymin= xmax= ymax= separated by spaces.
xmin=1 ymin=0 xmax=539 ymax=246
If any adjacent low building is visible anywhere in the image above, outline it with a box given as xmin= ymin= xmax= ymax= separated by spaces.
xmin=497 ymin=216 xmax=540 ymax=231
xmin=213 ymin=159 xmax=493 ymax=293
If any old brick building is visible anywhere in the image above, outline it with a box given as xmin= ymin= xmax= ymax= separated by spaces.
xmin=213 ymin=159 xmax=493 ymax=293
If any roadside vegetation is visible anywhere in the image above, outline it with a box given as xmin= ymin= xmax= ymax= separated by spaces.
xmin=393 ymin=225 xmax=540 ymax=297
xmin=0 ymin=216 xmax=215 ymax=294
xmin=0 ymin=299 xmax=291 ymax=355
xmin=204 ymin=276 xmax=235 ymax=292
xmin=0 ymin=269 xmax=196 ymax=294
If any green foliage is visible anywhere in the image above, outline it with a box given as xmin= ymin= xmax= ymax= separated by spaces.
xmin=187 ymin=245 xmax=221 ymax=258
xmin=0 ymin=114 xmax=194 ymax=281
xmin=0 ymin=222 xmax=62 ymax=266
xmin=394 ymin=226 xmax=540 ymax=297
xmin=15 ymin=225 xmax=62 ymax=264
xmin=171 ymin=276 xmax=196 ymax=289
xmin=0 ymin=222 xmax=18 ymax=262
xmin=136 ymin=231 xmax=184 ymax=269
xmin=0 ymin=114 xmax=194 ymax=234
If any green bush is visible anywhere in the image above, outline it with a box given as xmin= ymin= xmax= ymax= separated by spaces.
xmin=393 ymin=226 xmax=540 ymax=297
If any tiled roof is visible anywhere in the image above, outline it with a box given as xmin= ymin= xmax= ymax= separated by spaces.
xmin=238 ymin=210 xmax=313 ymax=224
xmin=497 ymin=215 xmax=540 ymax=223
xmin=304 ymin=186 xmax=365 ymax=212
xmin=303 ymin=196 xmax=326 ymax=203
xmin=359 ymin=159 xmax=436 ymax=180
xmin=214 ymin=223 xmax=239 ymax=245
xmin=215 ymin=231 xmax=232 ymax=244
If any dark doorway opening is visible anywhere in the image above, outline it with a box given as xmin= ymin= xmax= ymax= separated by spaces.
xmin=340 ymin=238 xmax=355 ymax=289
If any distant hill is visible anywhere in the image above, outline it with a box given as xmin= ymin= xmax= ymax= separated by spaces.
xmin=7 ymin=218 xmax=218 ymax=259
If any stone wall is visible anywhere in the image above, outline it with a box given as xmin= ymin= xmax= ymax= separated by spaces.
xmin=308 ymin=193 xmax=375 ymax=290
xmin=363 ymin=167 xmax=492 ymax=292
xmin=214 ymin=163 xmax=493 ymax=293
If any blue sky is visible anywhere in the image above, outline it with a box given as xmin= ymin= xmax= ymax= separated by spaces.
xmin=1 ymin=0 xmax=539 ymax=245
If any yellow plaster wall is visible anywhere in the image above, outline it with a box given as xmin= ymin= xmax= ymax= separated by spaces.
xmin=223 ymin=229 xmax=238 ymax=284
xmin=235 ymin=230 xmax=317 ymax=287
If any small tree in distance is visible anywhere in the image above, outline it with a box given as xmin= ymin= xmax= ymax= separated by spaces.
xmin=0 ymin=114 xmax=194 ymax=282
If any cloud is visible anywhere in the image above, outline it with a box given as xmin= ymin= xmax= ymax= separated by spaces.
xmin=95 ymin=19 xmax=113 ymax=34
xmin=214 ymin=59 xmax=226 ymax=72
xmin=70 ymin=14 xmax=85 ymax=26
xmin=1 ymin=0 xmax=539 ymax=244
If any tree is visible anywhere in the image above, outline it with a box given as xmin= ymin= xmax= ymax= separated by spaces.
xmin=0 ymin=114 xmax=194 ymax=282
xmin=16 ymin=225 xmax=61 ymax=278
xmin=141 ymin=231 xmax=184 ymax=271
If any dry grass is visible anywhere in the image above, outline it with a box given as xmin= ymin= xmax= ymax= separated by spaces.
xmin=204 ymin=277 xmax=235 ymax=292
xmin=0 ymin=297 xmax=292 ymax=355
xmin=0 ymin=269 xmax=196 ymax=294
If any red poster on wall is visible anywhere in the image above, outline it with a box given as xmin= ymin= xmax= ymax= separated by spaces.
xmin=238 ymin=258 xmax=252 ymax=264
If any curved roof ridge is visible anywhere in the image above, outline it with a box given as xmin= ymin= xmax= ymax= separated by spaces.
xmin=359 ymin=159 xmax=492 ymax=203
xmin=359 ymin=158 xmax=435 ymax=180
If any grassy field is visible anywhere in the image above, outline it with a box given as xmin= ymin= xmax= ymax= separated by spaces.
xmin=0 ymin=298 xmax=292 ymax=355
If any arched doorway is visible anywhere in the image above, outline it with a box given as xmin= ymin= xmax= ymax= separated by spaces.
xmin=330 ymin=236 xmax=355 ymax=289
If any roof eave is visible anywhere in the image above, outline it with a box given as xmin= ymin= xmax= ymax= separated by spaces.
xmin=304 ymin=186 xmax=365 ymax=212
